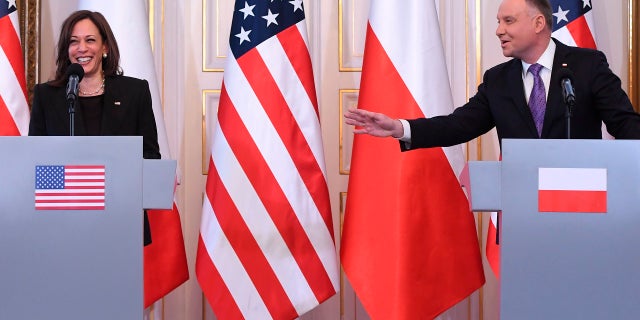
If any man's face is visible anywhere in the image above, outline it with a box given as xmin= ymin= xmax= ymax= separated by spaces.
xmin=495 ymin=0 xmax=540 ymax=61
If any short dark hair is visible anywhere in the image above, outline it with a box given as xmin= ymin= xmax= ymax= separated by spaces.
xmin=527 ymin=0 xmax=553 ymax=31
xmin=52 ymin=10 xmax=122 ymax=86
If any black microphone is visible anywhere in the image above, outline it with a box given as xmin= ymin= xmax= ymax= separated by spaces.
xmin=558 ymin=66 xmax=575 ymax=106
xmin=65 ymin=63 xmax=85 ymax=102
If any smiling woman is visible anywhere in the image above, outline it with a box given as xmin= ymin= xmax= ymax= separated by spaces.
xmin=16 ymin=0 xmax=39 ymax=106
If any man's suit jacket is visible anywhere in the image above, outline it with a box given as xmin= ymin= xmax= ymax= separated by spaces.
xmin=406 ymin=39 xmax=640 ymax=149
xmin=29 ymin=75 xmax=161 ymax=159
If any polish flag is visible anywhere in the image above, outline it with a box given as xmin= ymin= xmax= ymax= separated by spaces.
xmin=538 ymin=168 xmax=607 ymax=213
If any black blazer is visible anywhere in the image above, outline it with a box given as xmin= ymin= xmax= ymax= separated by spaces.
xmin=29 ymin=75 xmax=160 ymax=246
xmin=29 ymin=75 xmax=161 ymax=159
xmin=406 ymin=39 xmax=640 ymax=149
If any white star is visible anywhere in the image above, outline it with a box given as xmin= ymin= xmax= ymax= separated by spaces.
xmin=289 ymin=0 xmax=303 ymax=12
xmin=239 ymin=1 xmax=255 ymax=19
xmin=235 ymin=27 xmax=251 ymax=45
xmin=582 ymin=0 xmax=591 ymax=8
xmin=262 ymin=9 xmax=279 ymax=27
xmin=553 ymin=6 xmax=570 ymax=24
xmin=8 ymin=0 xmax=17 ymax=9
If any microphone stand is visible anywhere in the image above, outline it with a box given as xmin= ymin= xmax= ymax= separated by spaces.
xmin=68 ymin=98 xmax=76 ymax=136
xmin=565 ymin=99 xmax=574 ymax=139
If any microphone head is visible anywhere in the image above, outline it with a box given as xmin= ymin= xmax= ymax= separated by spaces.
xmin=66 ymin=63 xmax=85 ymax=82
xmin=558 ymin=65 xmax=574 ymax=83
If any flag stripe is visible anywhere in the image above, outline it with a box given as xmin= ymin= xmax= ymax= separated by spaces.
xmin=566 ymin=15 xmax=596 ymax=49
xmin=206 ymin=158 xmax=298 ymax=318
xmin=218 ymin=82 xmax=333 ymax=304
xmin=539 ymin=190 xmax=607 ymax=212
xmin=539 ymin=168 xmax=606 ymax=190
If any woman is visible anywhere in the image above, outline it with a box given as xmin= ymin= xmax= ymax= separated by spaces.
xmin=29 ymin=10 xmax=160 ymax=245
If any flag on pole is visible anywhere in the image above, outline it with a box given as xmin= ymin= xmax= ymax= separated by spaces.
xmin=78 ymin=0 xmax=189 ymax=308
xmin=487 ymin=0 xmax=599 ymax=278
xmin=340 ymin=1 xmax=485 ymax=319
xmin=0 ymin=0 xmax=30 ymax=136
xmin=195 ymin=1 xmax=339 ymax=319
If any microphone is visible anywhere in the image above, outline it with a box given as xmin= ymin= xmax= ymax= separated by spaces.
xmin=558 ymin=66 xmax=575 ymax=106
xmin=65 ymin=63 xmax=85 ymax=102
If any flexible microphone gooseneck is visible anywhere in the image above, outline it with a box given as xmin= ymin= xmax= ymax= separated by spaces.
xmin=65 ymin=63 xmax=85 ymax=136
xmin=558 ymin=66 xmax=575 ymax=139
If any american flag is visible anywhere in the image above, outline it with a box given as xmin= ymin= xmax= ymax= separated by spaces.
xmin=550 ymin=0 xmax=596 ymax=48
xmin=0 ymin=0 xmax=30 ymax=136
xmin=35 ymin=165 xmax=106 ymax=210
xmin=195 ymin=1 xmax=339 ymax=319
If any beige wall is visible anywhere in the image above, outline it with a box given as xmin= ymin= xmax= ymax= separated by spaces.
xmin=37 ymin=1 xmax=632 ymax=319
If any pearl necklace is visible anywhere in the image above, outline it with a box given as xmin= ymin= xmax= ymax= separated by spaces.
xmin=79 ymin=76 xmax=105 ymax=96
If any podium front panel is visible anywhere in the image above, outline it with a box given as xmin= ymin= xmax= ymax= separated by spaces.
xmin=0 ymin=136 xmax=143 ymax=320
xmin=500 ymin=139 xmax=640 ymax=320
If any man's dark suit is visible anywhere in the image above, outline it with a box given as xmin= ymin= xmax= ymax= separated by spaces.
xmin=29 ymin=75 xmax=161 ymax=245
xmin=405 ymin=39 xmax=640 ymax=149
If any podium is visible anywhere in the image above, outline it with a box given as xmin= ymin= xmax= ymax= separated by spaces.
xmin=467 ymin=139 xmax=640 ymax=320
xmin=0 ymin=137 xmax=176 ymax=320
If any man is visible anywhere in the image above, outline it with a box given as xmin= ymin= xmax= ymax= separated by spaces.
xmin=344 ymin=0 xmax=640 ymax=147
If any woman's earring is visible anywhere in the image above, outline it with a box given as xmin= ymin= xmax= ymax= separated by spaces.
xmin=103 ymin=52 xmax=108 ymax=59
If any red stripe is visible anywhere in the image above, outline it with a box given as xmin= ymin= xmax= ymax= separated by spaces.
xmin=206 ymin=155 xmax=297 ymax=318
xmin=35 ymin=193 xmax=104 ymax=196
xmin=0 ymin=15 xmax=28 ymax=99
xmin=0 ymin=95 xmax=19 ymax=135
xmin=195 ymin=236 xmax=244 ymax=320
xmin=276 ymin=26 xmax=334 ymax=240
xmin=566 ymin=16 xmax=596 ymax=49
xmin=218 ymin=83 xmax=335 ymax=302
xmin=36 ymin=206 xmax=104 ymax=210
xmin=539 ymin=190 xmax=606 ymax=212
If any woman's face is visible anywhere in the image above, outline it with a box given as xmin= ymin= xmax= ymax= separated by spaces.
xmin=68 ymin=18 xmax=106 ymax=79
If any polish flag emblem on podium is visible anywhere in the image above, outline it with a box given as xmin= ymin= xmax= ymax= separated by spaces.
xmin=538 ymin=167 xmax=607 ymax=213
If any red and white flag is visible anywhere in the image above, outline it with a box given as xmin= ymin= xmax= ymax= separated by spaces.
xmin=486 ymin=0 xmax=599 ymax=278
xmin=0 ymin=0 xmax=30 ymax=136
xmin=340 ymin=1 xmax=485 ymax=319
xmin=538 ymin=167 xmax=607 ymax=213
xmin=196 ymin=1 xmax=339 ymax=319
xmin=79 ymin=0 xmax=189 ymax=308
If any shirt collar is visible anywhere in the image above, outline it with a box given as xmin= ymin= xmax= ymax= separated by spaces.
xmin=521 ymin=39 xmax=556 ymax=75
